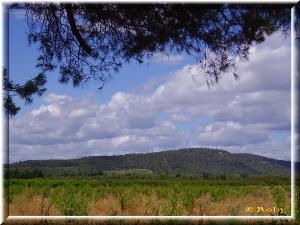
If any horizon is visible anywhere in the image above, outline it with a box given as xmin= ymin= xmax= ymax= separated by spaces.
xmin=10 ymin=147 xmax=292 ymax=164
xmin=9 ymin=10 xmax=292 ymax=163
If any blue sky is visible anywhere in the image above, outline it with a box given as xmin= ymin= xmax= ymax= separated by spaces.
xmin=9 ymin=11 xmax=194 ymax=110
xmin=9 ymin=10 xmax=292 ymax=162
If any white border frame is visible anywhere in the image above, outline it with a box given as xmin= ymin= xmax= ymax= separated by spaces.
xmin=291 ymin=4 xmax=296 ymax=222
xmin=1 ymin=1 xmax=298 ymax=223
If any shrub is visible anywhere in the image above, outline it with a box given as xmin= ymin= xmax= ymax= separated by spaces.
xmin=51 ymin=186 xmax=90 ymax=215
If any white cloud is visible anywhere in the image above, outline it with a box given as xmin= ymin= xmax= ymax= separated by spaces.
xmin=219 ymin=135 xmax=291 ymax=161
xmin=196 ymin=121 xmax=270 ymax=147
xmin=9 ymin=32 xmax=291 ymax=162
xmin=44 ymin=93 xmax=73 ymax=103
xmin=151 ymin=53 xmax=185 ymax=64
xmin=11 ymin=9 xmax=26 ymax=20
xmin=31 ymin=105 xmax=61 ymax=117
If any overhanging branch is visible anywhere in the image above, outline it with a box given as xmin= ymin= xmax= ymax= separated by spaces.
xmin=65 ymin=4 xmax=93 ymax=55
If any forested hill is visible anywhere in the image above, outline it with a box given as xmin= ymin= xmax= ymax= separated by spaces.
xmin=9 ymin=148 xmax=290 ymax=177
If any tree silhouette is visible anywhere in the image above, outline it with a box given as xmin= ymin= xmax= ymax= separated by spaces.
xmin=3 ymin=69 xmax=46 ymax=116
xmin=5 ymin=3 xmax=291 ymax=116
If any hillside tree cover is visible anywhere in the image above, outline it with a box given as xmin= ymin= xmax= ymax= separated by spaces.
xmin=9 ymin=148 xmax=291 ymax=177
xmin=4 ymin=3 xmax=291 ymax=116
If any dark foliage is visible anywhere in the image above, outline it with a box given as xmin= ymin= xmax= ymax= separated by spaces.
xmin=5 ymin=167 xmax=44 ymax=179
xmin=3 ymin=69 xmax=47 ymax=116
xmin=4 ymin=4 xmax=291 ymax=115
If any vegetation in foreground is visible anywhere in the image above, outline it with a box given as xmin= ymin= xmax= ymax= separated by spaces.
xmin=6 ymin=176 xmax=291 ymax=217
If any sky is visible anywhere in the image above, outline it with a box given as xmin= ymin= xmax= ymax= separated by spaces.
xmin=8 ymin=10 xmax=292 ymax=163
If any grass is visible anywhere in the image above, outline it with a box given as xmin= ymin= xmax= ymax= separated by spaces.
xmin=6 ymin=177 xmax=291 ymax=216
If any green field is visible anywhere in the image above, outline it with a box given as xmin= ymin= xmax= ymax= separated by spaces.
xmin=6 ymin=176 xmax=291 ymax=217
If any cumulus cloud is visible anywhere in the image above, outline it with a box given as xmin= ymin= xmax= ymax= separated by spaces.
xmin=11 ymin=9 xmax=26 ymax=20
xmin=9 ymin=32 xmax=292 ymax=162
xmin=196 ymin=121 xmax=270 ymax=147
xmin=151 ymin=53 xmax=185 ymax=64
xmin=219 ymin=135 xmax=291 ymax=161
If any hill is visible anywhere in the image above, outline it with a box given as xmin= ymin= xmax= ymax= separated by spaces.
xmin=8 ymin=148 xmax=291 ymax=177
